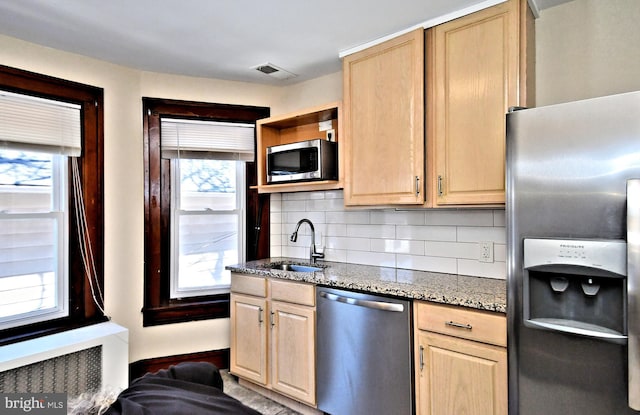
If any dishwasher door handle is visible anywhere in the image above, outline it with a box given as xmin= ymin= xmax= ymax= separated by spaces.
xmin=319 ymin=291 xmax=405 ymax=312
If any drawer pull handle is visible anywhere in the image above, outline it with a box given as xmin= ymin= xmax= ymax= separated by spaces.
xmin=446 ymin=321 xmax=472 ymax=330
xmin=419 ymin=345 xmax=425 ymax=371
xmin=258 ymin=307 xmax=263 ymax=324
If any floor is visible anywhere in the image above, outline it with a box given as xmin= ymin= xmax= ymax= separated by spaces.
xmin=221 ymin=370 xmax=302 ymax=415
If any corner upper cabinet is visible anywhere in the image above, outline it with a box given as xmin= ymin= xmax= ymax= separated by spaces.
xmin=256 ymin=102 xmax=342 ymax=194
xmin=427 ymin=0 xmax=534 ymax=206
xmin=343 ymin=29 xmax=425 ymax=206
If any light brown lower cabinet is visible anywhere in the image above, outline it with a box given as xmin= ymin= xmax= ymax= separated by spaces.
xmin=230 ymin=273 xmax=316 ymax=406
xmin=414 ymin=301 xmax=507 ymax=415
xmin=269 ymin=300 xmax=315 ymax=403
xmin=231 ymin=292 xmax=268 ymax=385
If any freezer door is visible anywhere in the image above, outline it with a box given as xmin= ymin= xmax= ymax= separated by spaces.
xmin=628 ymin=179 xmax=640 ymax=410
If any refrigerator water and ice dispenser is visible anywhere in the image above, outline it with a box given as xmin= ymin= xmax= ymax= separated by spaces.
xmin=522 ymin=238 xmax=628 ymax=343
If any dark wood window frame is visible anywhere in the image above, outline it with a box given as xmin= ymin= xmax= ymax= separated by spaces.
xmin=143 ymin=97 xmax=269 ymax=326
xmin=0 ymin=65 xmax=105 ymax=345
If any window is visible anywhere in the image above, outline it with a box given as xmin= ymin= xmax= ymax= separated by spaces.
xmin=0 ymin=64 xmax=104 ymax=344
xmin=163 ymin=118 xmax=254 ymax=298
xmin=143 ymin=98 xmax=269 ymax=326
xmin=0 ymin=149 xmax=68 ymax=329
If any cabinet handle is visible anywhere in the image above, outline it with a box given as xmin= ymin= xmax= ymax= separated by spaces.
xmin=437 ymin=175 xmax=443 ymax=196
xmin=258 ymin=307 xmax=263 ymax=324
xmin=419 ymin=345 xmax=425 ymax=371
xmin=445 ymin=321 xmax=473 ymax=330
xmin=415 ymin=176 xmax=420 ymax=196
xmin=270 ymin=311 xmax=275 ymax=327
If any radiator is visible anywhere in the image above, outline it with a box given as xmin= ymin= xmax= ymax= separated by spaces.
xmin=0 ymin=322 xmax=128 ymax=397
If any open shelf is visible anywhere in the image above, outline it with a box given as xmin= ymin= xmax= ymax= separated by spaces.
xmin=256 ymin=101 xmax=343 ymax=194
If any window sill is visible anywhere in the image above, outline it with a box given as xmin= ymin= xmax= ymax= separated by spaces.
xmin=0 ymin=316 xmax=109 ymax=347
xmin=142 ymin=295 xmax=230 ymax=327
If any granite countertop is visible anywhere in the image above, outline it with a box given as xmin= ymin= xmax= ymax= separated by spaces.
xmin=226 ymin=257 xmax=506 ymax=313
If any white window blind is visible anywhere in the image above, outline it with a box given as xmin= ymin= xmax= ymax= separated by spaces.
xmin=0 ymin=90 xmax=82 ymax=156
xmin=161 ymin=118 xmax=255 ymax=161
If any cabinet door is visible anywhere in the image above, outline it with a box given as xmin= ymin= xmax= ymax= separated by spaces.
xmin=429 ymin=0 xmax=521 ymax=206
xmin=416 ymin=330 xmax=507 ymax=415
xmin=343 ymin=28 xmax=424 ymax=206
xmin=270 ymin=301 xmax=316 ymax=405
xmin=230 ymin=293 xmax=268 ymax=385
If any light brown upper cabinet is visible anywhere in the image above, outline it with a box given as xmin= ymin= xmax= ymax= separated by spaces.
xmin=343 ymin=29 xmax=425 ymax=206
xmin=427 ymin=0 xmax=534 ymax=206
xmin=341 ymin=0 xmax=533 ymax=208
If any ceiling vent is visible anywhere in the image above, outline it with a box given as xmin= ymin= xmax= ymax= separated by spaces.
xmin=252 ymin=62 xmax=297 ymax=80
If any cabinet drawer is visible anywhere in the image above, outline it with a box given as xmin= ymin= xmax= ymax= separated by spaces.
xmin=415 ymin=301 xmax=506 ymax=347
xmin=231 ymin=273 xmax=267 ymax=297
xmin=270 ymin=279 xmax=315 ymax=306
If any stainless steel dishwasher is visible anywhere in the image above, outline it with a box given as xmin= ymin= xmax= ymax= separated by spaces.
xmin=316 ymin=287 xmax=413 ymax=415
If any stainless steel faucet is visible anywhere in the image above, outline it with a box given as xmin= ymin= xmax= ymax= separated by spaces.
xmin=290 ymin=218 xmax=324 ymax=263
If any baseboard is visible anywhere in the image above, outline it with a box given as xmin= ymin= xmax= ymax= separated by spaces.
xmin=129 ymin=348 xmax=230 ymax=382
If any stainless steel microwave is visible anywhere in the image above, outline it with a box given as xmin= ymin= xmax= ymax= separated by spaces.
xmin=266 ymin=139 xmax=338 ymax=184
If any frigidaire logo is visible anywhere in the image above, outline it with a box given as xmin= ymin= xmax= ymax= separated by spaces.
xmin=1 ymin=394 xmax=66 ymax=414
xmin=560 ymin=244 xmax=584 ymax=249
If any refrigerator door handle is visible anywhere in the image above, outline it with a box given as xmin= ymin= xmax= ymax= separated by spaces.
xmin=627 ymin=179 xmax=640 ymax=411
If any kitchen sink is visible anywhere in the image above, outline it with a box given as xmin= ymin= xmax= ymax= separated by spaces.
xmin=263 ymin=263 xmax=324 ymax=272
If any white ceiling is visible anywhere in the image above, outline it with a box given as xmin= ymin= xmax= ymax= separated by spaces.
xmin=0 ymin=0 xmax=573 ymax=86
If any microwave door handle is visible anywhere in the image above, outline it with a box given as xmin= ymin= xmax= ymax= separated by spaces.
xmin=627 ymin=179 xmax=640 ymax=411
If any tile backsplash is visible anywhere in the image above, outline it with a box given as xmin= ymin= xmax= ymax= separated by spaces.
xmin=270 ymin=190 xmax=506 ymax=279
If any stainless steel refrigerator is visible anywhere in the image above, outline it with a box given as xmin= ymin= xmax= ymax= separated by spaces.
xmin=506 ymin=91 xmax=640 ymax=414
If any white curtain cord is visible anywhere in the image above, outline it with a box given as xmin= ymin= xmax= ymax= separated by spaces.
xmin=71 ymin=158 xmax=106 ymax=316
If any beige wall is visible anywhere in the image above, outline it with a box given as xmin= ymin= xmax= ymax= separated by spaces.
xmin=271 ymin=71 xmax=343 ymax=114
xmin=535 ymin=0 xmax=640 ymax=106
xmin=0 ymin=34 xmax=341 ymax=362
